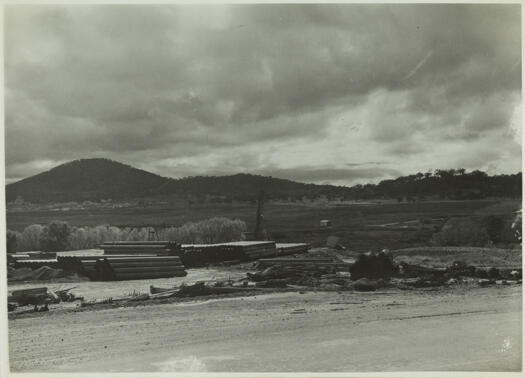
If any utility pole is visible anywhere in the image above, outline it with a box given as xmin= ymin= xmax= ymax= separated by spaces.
xmin=254 ymin=190 xmax=265 ymax=240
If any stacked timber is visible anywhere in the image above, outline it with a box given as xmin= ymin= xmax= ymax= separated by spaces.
xmin=179 ymin=241 xmax=310 ymax=267
xmin=221 ymin=241 xmax=278 ymax=260
xmin=100 ymin=241 xmax=181 ymax=256
xmin=256 ymin=257 xmax=340 ymax=269
xmin=95 ymin=256 xmax=187 ymax=281
xmin=276 ymin=243 xmax=311 ymax=256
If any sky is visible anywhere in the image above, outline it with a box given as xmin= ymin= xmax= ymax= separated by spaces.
xmin=4 ymin=4 xmax=522 ymax=186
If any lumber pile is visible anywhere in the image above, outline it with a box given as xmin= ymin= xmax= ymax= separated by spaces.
xmin=179 ymin=241 xmax=311 ymax=267
xmin=256 ymin=257 xmax=348 ymax=269
xmin=220 ymin=241 xmax=278 ymax=260
xmin=95 ymin=256 xmax=187 ymax=281
xmin=276 ymin=243 xmax=311 ymax=255
xmin=100 ymin=241 xmax=182 ymax=256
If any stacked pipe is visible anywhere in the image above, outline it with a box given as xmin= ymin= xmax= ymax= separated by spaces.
xmin=13 ymin=259 xmax=59 ymax=270
xmin=12 ymin=251 xmax=57 ymax=265
xmin=57 ymin=256 xmax=84 ymax=272
xmin=95 ymin=256 xmax=187 ymax=281
xmin=180 ymin=244 xmax=222 ymax=267
xmin=100 ymin=241 xmax=182 ymax=256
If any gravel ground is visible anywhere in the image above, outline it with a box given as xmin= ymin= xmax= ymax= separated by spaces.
xmin=8 ymin=284 xmax=521 ymax=373
xmin=7 ymin=266 xmax=250 ymax=305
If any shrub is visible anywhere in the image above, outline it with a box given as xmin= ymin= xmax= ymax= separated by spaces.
xmin=431 ymin=217 xmax=490 ymax=246
xmin=432 ymin=215 xmax=516 ymax=247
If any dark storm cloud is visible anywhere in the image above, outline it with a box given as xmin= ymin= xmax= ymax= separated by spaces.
xmin=5 ymin=4 xmax=521 ymax=184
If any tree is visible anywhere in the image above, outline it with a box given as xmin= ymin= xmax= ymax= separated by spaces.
xmin=6 ymin=230 xmax=19 ymax=253
xmin=40 ymin=221 xmax=71 ymax=252
xmin=19 ymin=224 xmax=45 ymax=251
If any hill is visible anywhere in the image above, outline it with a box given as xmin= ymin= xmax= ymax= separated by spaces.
xmin=6 ymin=159 xmax=522 ymax=204
xmin=6 ymin=159 xmax=168 ymax=203
xmin=6 ymin=158 xmax=352 ymax=203
xmin=154 ymin=174 xmax=351 ymax=202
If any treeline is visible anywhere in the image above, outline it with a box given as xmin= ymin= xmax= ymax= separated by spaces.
xmin=6 ymin=157 xmax=522 ymax=204
xmin=166 ymin=170 xmax=522 ymax=202
xmin=346 ymin=170 xmax=522 ymax=201
xmin=6 ymin=217 xmax=247 ymax=253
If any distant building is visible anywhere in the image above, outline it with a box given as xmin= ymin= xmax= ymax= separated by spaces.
xmin=320 ymin=219 xmax=332 ymax=227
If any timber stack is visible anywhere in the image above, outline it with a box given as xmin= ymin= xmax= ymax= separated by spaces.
xmin=180 ymin=241 xmax=312 ymax=267
xmin=276 ymin=243 xmax=310 ymax=255
xmin=100 ymin=241 xmax=182 ymax=256
xmin=221 ymin=241 xmax=278 ymax=260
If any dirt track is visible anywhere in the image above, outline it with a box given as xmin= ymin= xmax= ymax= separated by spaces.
xmin=8 ymin=284 xmax=521 ymax=372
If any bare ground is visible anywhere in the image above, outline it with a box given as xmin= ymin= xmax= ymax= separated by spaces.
xmin=8 ymin=284 xmax=521 ymax=373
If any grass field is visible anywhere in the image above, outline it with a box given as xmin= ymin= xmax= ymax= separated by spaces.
xmin=7 ymin=199 xmax=518 ymax=252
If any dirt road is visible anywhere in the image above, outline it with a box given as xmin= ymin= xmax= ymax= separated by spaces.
xmin=8 ymin=285 xmax=521 ymax=372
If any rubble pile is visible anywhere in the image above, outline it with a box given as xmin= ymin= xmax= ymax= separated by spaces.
xmin=8 ymin=286 xmax=83 ymax=312
xmin=247 ymin=257 xmax=352 ymax=289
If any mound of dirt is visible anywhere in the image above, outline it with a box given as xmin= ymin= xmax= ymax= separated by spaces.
xmin=8 ymin=266 xmax=78 ymax=282
xmin=352 ymin=278 xmax=378 ymax=291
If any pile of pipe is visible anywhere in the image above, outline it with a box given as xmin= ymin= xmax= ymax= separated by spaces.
xmin=95 ymin=256 xmax=187 ymax=281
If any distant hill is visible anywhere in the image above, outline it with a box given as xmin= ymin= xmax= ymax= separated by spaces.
xmin=154 ymin=173 xmax=352 ymax=202
xmin=6 ymin=158 xmax=522 ymax=204
xmin=6 ymin=159 xmax=168 ymax=203
xmin=6 ymin=158 xmax=352 ymax=203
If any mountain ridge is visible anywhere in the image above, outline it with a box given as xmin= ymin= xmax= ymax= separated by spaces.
xmin=6 ymin=158 xmax=522 ymax=204
xmin=6 ymin=158 xmax=353 ymax=203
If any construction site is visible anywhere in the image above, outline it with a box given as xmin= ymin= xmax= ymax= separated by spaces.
xmin=4 ymin=1 xmax=523 ymax=374
xmin=5 ymin=188 xmax=523 ymax=373
xmin=6 ymin=202 xmax=523 ymax=372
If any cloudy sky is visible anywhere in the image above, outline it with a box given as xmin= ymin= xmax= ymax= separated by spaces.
xmin=4 ymin=4 xmax=522 ymax=186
